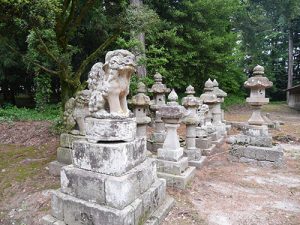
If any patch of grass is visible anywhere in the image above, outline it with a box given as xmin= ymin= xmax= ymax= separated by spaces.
xmin=222 ymin=95 xmax=246 ymax=111
xmin=0 ymin=144 xmax=56 ymax=201
xmin=0 ymin=104 xmax=61 ymax=122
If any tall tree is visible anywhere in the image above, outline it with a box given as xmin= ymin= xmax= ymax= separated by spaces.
xmin=130 ymin=0 xmax=147 ymax=77
xmin=0 ymin=0 xmax=131 ymax=107
xmin=144 ymin=0 xmax=245 ymax=95
xmin=238 ymin=0 xmax=300 ymax=100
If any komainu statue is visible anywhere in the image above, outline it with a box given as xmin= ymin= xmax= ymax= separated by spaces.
xmin=63 ymin=90 xmax=91 ymax=135
xmin=87 ymin=49 xmax=136 ymax=117
xmin=197 ymin=103 xmax=209 ymax=127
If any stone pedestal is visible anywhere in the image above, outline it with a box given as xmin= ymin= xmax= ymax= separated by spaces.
xmin=228 ymin=125 xmax=284 ymax=167
xmin=43 ymin=49 xmax=174 ymax=225
xmin=43 ymin=120 xmax=174 ymax=225
xmin=49 ymin=133 xmax=86 ymax=176
xmin=156 ymin=90 xmax=196 ymax=189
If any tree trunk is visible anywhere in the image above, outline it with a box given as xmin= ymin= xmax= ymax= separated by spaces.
xmin=60 ymin=79 xmax=77 ymax=110
xmin=287 ymin=26 xmax=294 ymax=101
xmin=130 ymin=0 xmax=147 ymax=78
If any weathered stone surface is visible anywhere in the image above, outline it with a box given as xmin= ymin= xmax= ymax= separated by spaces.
xmin=88 ymin=50 xmax=136 ymax=117
xmin=196 ymin=136 xmax=212 ymax=149
xmin=157 ymin=166 xmax=196 ymax=189
xmin=48 ymin=161 xmax=66 ymax=177
xmin=184 ymin=148 xmax=202 ymax=161
xmin=51 ymin=190 xmax=64 ymax=220
xmin=50 ymin=178 xmax=169 ymax=225
xmin=57 ymin=147 xmax=72 ymax=165
xmin=144 ymin=195 xmax=175 ymax=225
xmin=201 ymin=144 xmax=216 ymax=156
xmin=141 ymin=179 xmax=166 ymax=220
xmin=105 ymin=158 xmax=156 ymax=209
xmin=157 ymin=147 xmax=183 ymax=162
xmin=157 ymin=157 xmax=188 ymax=175
xmin=60 ymin=133 xmax=86 ymax=149
xmin=188 ymin=156 xmax=207 ymax=169
xmin=60 ymin=166 xmax=106 ymax=205
xmin=63 ymin=90 xmax=91 ymax=135
xmin=229 ymin=145 xmax=284 ymax=167
xmin=85 ymin=117 xmax=137 ymax=142
xmin=151 ymin=133 xmax=166 ymax=143
xmin=53 ymin=190 xmax=136 ymax=225
xmin=61 ymin=158 xmax=156 ymax=210
xmin=41 ymin=215 xmax=57 ymax=225
xmin=72 ymin=138 xmax=146 ymax=176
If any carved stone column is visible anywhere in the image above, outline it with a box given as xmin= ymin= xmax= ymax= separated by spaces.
xmin=156 ymin=89 xmax=196 ymax=189
xmin=182 ymin=85 xmax=207 ymax=168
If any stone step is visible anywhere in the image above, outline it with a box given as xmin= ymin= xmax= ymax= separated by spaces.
xmin=61 ymin=158 xmax=157 ymax=209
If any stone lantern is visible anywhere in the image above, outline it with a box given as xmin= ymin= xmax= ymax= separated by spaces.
xmin=212 ymin=79 xmax=227 ymax=136
xmin=196 ymin=79 xmax=218 ymax=156
xmin=131 ymin=82 xmax=151 ymax=137
xmin=199 ymin=79 xmax=218 ymax=136
xmin=148 ymin=73 xmax=171 ymax=152
xmin=228 ymin=65 xmax=283 ymax=167
xmin=244 ymin=65 xmax=273 ymax=125
xmin=156 ymin=89 xmax=196 ymax=189
xmin=182 ymin=85 xmax=206 ymax=168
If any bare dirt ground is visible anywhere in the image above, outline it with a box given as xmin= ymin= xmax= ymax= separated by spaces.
xmin=0 ymin=103 xmax=299 ymax=225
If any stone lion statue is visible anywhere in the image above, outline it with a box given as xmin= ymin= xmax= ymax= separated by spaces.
xmin=87 ymin=49 xmax=136 ymax=117
xmin=63 ymin=90 xmax=91 ymax=135
xmin=197 ymin=103 xmax=209 ymax=127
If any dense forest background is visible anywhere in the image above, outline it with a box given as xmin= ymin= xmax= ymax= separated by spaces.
xmin=0 ymin=0 xmax=299 ymax=111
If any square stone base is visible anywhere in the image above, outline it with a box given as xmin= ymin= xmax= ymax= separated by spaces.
xmin=42 ymin=195 xmax=174 ymax=225
xmin=61 ymin=158 xmax=157 ymax=209
xmin=196 ymin=136 xmax=212 ymax=149
xmin=157 ymin=166 xmax=196 ymax=189
xmin=157 ymin=157 xmax=188 ymax=175
xmin=228 ymin=145 xmax=284 ymax=168
xmin=188 ymin=156 xmax=207 ymax=169
xmin=201 ymin=144 xmax=216 ymax=156
xmin=42 ymin=178 xmax=174 ymax=225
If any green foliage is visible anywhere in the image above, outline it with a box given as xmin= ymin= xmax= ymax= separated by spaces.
xmin=222 ymin=94 xmax=246 ymax=111
xmin=237 ymin=0 xmax=300 ymax=100
xmin=144 ymin=0 xmax=245 ymax=95
xmin=34 ymin=73 xmax=52 ymax=111
xmin=49 ymin=117 xmax=68 ymax=135
xmin=0 ymin=104 xmax=60 ymax=121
